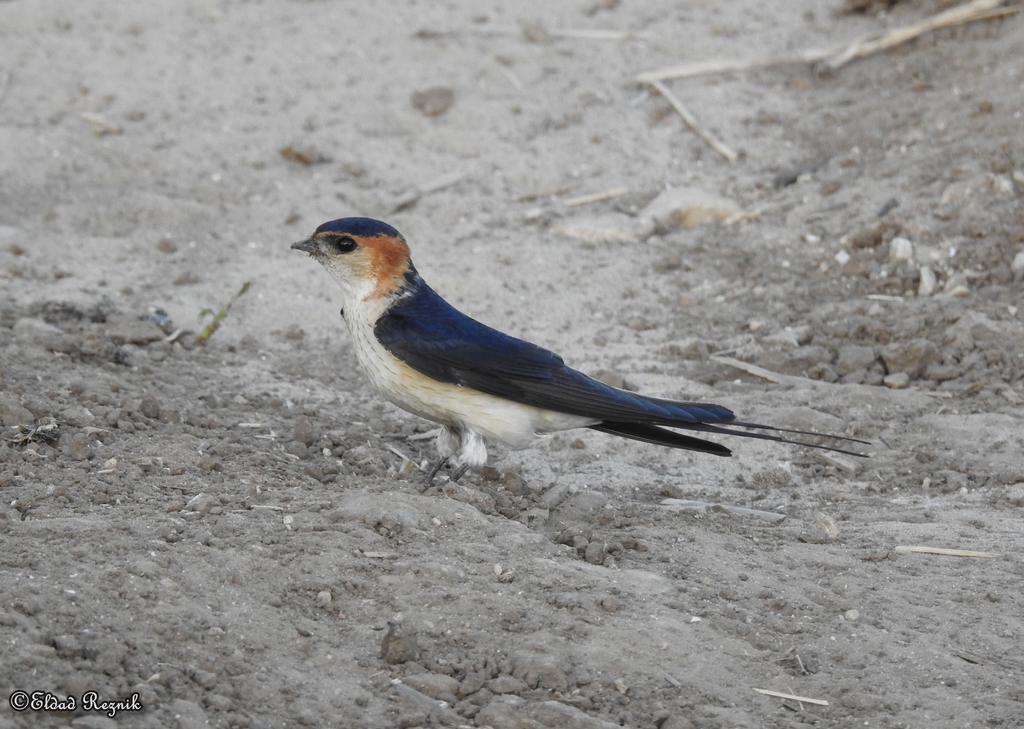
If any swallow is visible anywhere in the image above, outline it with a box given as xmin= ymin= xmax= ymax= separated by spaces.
xmin=292 ymin=217 xmax=867 ymax=482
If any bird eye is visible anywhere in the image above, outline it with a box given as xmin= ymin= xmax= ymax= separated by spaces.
xmin=327 ymin=235 xmax=358 ymax=254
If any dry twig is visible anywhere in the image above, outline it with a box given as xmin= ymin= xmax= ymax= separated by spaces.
xmin=895 ymin=545 xmax=997 ymax=558
xmin=493 ymin=62 xmax=523 ymax=90
xmin=551 ymin=28 xmax=652 ymax=41
xmin=80 ymin=112 xmax=123 ymax=136
xmin=196 ymin=281 xmax=251 ymax=345
xmin=954 ymin=649 xmax=997 ymax=666
xmin=459 ymin=24 xmax=652 ymax=41
xmin=515 ymin=184 xmax=580 ymax=202
xmin=953 ymin=649 xmax=1023 ymax=670
xmin=661 ymin=499 xmax=787 ymax=523
xmin=563 ymin=186 xmax=629 ymax=207
xmin=823 ymin=0 xmax=1014 ymax=70
xmin=637 ymin=0 xmax=1014 ymax=81
xmin=753 ymin=688 xmax=829 ymax=706
xmin=391 ymin=170 xmax=471 ymax=213
xmin=646 ymin=80 xmax=739 ymax=162
xmin=710 ymin=354 xmax=821 ymax=387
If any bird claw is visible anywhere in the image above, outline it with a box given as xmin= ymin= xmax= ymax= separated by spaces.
xmin=423 ymin=456 xmax=449 ymax=487
xmin=422 ymin=457 xmax=470 ymax=486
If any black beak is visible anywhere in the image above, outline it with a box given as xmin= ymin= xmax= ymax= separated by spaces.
xmin=291 ymin=238 xmax=317 ymax=253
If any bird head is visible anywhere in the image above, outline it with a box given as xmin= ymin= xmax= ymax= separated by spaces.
xmin=292 ymin=217 xmax=413 ymax=301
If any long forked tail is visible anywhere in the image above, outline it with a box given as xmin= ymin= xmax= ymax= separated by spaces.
xmin=589 ymin=419 xmax=869 ymax=458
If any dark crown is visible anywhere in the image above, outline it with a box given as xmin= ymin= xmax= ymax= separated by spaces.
xmin=314 ymin=217 xmax=402 ymax=239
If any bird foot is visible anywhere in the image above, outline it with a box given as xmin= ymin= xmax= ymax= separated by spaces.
xmin=423 ymin=457 xmax=470 ymax=487
xmin=423 ymin=456 xmax=449 ymax=487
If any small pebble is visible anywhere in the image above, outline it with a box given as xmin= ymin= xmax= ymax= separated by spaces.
xmin=316 ymin=590 xmax=332 ymax=606
xmin=844 ymin=609 xmax=860 ymax=622
xmin=883 ymin=372 xmax=910 ymax=389
xmin=184 ymin=493 xmax=218 ymax=513
xmin=196 ymin=530 xmax=213 ymax=546
xmin=198 ymin=455 xmax=223 ymax=472
xmin=380 ymin=621 xmax=419 ymax=664
xmin=918 ymin=265 xmax=937 ymax=296
xmin=401 ymin=673 xmax=460 ymax=704
xmin=1011 ymin=251 xmax=1024 ymax=274
xmin=279 ymin=146 xmax=329 ymax=166
xmin=639 ymin=187 xmax=741 ymax=228
xmin=881 ymin=339 xmax=939 ymax=377
xmin=600 ymin=596 xmax=621 ymax=613
xmin=12 ymin=495 xmax=34 ymax=515
xmin=66 ymin=433 xmax=94 ymax=461
xmin=0 ymin=395 xmax=35 ymax=427
xmin=889 ymin=237 xmax=913 ymax=262
xmin=836 ymin=345 xmax=876 ymax=376
xmin=926 ymin=363 xmax=961 ymax=382
xmin=61 ymin=406 xmax=96 ymax=427
xmin=139 ymin=393 xmax=161 ymax=420
xmin=292 ymin=417 xmax=316 ymax=447
xmin=13 ymin=317 xmax=66 ymax=347
xmin=484 ymin=675 xmax=528 ymax=695
xmin=943 ymin=272 xmax=969 ymax=296
xmin=458 ymin=672 xmax=486 ymax=699
xmin=815 ymin=513 xmax=839 ymax=538
xmin=411 ymin=86 xmax=454 ymax=116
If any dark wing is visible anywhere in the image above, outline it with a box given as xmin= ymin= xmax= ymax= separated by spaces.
xmin=375 ymin=275 xmax=868 ymax=457
xmin=374 ymin=277 xmax=734 ymax=425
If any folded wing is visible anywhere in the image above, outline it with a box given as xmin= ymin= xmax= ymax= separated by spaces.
xmin=375 ymin=275 xmax=867 ymax=457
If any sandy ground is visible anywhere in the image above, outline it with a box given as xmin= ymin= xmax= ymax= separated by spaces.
xmin=2 ymin=1 xmax=1023 ymax=728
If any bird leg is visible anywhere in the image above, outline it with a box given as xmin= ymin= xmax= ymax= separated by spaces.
xmin=424 ymin=456 xmax=449 ymax=486
xmin=447 ymin=463 xmax=471 ymax=483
